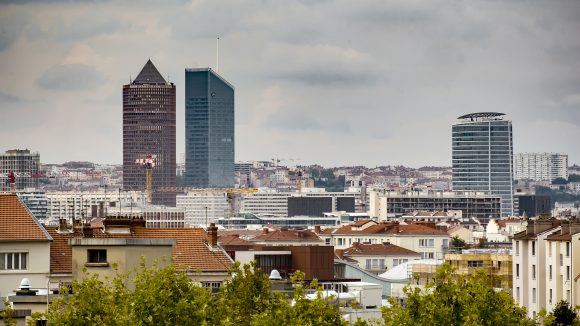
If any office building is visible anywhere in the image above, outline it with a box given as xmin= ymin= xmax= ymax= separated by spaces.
xmin=185 ymin=68 xmax=234 ymax=188
xmin=368 ymin=190 xmax=501 ymax=224
xmin=0 ymin=149 xmax=40 ymax=191
xmin=16 ymin=191 xmax=48 ymax=221
xmin=516 ymin=195 xmax=552 ymax=217
xmin=176 ymin=191 xmax=230 ymax=227
xmin=123 ymin=60 xmax=176 ymax=206
xmin=452 ymin=112 xmax=514 ymax=217
xmin=240 ymin=191 xmax=359 ymax=217
xmin=515 ymin=153 xmax=568 ymax=181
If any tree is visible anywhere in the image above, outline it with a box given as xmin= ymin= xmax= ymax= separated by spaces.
xmin=382 ymin=264 xmax=534 ymax=326
xmin=569 ymin=175 xmax=580 ymax=183
xmin=543 ymin=300 xmax=579 ymax=326
xmin=451 ymin=236 xmax=467 ymax=249
xmin=0 ymin=299 xmax=16 ymax=326
xmin=552 ymin=178 xmax=569 ymax=185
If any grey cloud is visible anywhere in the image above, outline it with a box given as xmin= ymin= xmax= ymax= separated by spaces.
xmin=264 ymin=110 xmax=320 ymax=131
xmin=0 ymin=13 xmax=28 ymax=51
xmin=273 ymin=69 xmax=378 ymax=86
xmin=37 ymin=64 xmax=106 ymax=91
xmin=0 ymin=91 xmax=20 ymax=102
xmin=25 ymin=12 xmax=126 ymax=42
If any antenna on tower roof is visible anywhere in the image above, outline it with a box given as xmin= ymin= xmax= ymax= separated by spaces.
xmin=216 ymin=36 xmax=220 ymax=73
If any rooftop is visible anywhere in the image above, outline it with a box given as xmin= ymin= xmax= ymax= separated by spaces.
xmin=343 ymin=242 xmax=420 ymax=256
xmin=0 ymin=193 xmax=51 ymax=242
xmin=457 ymin=112 xmax=505 ymax=120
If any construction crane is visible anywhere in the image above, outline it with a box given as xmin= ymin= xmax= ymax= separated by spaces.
xmin=158 ymin=187 xmax=258 ymax=227
xmin=135 ymin=154 xmax=157 ymax=205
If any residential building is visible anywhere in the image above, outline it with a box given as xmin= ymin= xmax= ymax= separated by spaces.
xmin=512 ymin=218 xmax=561 ymax=318
xmin=235 ymin=162 xmax=254 ymax=187
xmin=486 ymin=218 xmax=525 ymax=242
xmin=250 ymin=228 xmax=324 ymax=246
xmin=318 ymin=220 xmax=450 ymax=259
xmin=515 ymin=153 xmax=568 ymax=182
xmin=339 ymin=242 xmax=421 ymax=275
xmin=16 ymin=191 xmax=48 ymax=221
xmin=0 ymin=149 xmax=40 ymax=191
xmin=123 ymin=60 xmax=176 ymax=206
xmin=185 ymin=68 xmax=234 ymax=188
xmin=368 ymin=190 xmax=501 ymax=224
xmin=0 ymin=193 xmax=52 ymax=297
xmin=446 ymin=249 xmax=513 ymax=290
xmin=452 ymin=112 xmax=514 ymax=217
xmin=214 ymin=212 xmax=340 ymax=230
xmin=447 ymin=226 xmax=475 ymax=244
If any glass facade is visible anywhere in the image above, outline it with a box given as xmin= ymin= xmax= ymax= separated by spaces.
xmin=452 ymin=114 xmax=514 ymax=217
xmin=185 ymin=69 xmax=234 ymax=188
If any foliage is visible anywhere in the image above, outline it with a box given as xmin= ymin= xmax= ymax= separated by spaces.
xmin=451 ymin=236 xmax=466 ymax=249
xmin=382 ymin=263 xmax=534 ymax=326
xmin=30 ymin=260 xmax=346 ymax=325
xmin=569 ymin=175 xmax=580 ymax=183
xmin=536 ymin=186 xmax=580 ymax=203
xmin=553 ymin=178 xmax=569 ymax=185
xmin=0 ymin=299 xmax=16 ymax=326
xmin=542 ymin=300 xmax=579 ymax=326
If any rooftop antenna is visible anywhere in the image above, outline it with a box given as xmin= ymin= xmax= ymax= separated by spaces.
xmin=216 ymin=36 xmax=220 ymax=73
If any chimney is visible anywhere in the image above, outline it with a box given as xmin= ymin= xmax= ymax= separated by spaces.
xmin=561 ymin=220 xmax=570 ymax=235
xmin=383 ymin=241 xmax=391 ymax=246
xmin=314 ymin=225 xmax=321 ymax=234
xmin=207 ymin=223 xmax=218 ymax=246
xmin=263 ymin=228 xmax=269 ymax=234
xmin=59 ymin=218 xmax=67 ymax=232
xmin=534 ymin=219 xmax=554 ymax=234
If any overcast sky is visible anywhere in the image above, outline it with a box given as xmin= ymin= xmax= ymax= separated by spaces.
xmin=1 ymin=0 xmax=579 ymax=167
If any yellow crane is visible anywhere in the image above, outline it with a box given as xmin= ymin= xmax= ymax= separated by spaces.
xmin=158 ymin=187 xmax=258 ymax=226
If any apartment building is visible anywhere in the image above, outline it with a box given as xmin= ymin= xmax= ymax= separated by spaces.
xmin=512 ymin=218 xmax=561 ymax=318
xmin=515 ymin=153 xmax=568 ymax=182
xmin=339 ymin=242 xmax=421 ymax=275
xmin=0 ymin=149 xmax=40 ymax=191
xmin=318 ymin=220 xmax=449 ymax=259
xmin=46 ymin=191 xmax=144 ymax=222
xmin=176 ymin=191 xmax=229 ymax=227
xmin=240 ymin=191 xmax=359 ymax=217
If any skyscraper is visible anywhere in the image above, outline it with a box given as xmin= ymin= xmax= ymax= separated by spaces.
xmin=452 ymin=112 xmax=514 ymax=217
xmin=123 ymin=60 xmax=176 ymax=206
xmin=185 ymin=68 xmax=234 ymax=188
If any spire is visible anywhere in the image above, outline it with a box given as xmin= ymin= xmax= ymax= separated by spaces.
xmin=133 ymin=60 xmax=167 ymax=85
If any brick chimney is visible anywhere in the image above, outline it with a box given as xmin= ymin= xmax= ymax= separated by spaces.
xmin=314 ymin=225 xmax=321 ymax=234
xmin=263 ymin=228 xmax=269 ymax=234
xmin=207 ymin=223 xmax=218 ymax=246
xmin=58 ymin=218 xmax=67 ymax=232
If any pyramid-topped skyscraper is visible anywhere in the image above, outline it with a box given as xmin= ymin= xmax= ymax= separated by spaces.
xmin=123 ymin=60 xmax=176 ymax=206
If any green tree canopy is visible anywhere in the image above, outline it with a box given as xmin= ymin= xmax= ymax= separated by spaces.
xmin=382 ymin=263 xmax=534 ymax=326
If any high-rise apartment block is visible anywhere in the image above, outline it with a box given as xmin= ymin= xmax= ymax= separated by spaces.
xmin=515 ymin=153 xmax=568 ymax=181
xmin=452 ymin=113 xmax=514 ymax=217
xmin=0 ymin=149 xmax=40 ymax=191
xmin=185 ymin=68 xmax=234 ymax=188
xmin=123 ymin=60 xmax=176 ymax=206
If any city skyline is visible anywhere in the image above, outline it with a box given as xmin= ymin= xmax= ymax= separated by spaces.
xmin=1 ymin=1 xmax=580 ymax=167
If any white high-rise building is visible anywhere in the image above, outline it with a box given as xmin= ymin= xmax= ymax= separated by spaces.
xmin=515 ymin=153 xmax=568 ymax=182
xmin=176 ymin=192 xmax=229 ymax=227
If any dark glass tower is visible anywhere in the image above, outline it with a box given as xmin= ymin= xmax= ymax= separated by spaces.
xmin=452 ymin=112 xmax=514 ymax=218
xmin=123 ymin=60 xmax=176 ymax=206
xmin=185 ymin=68 xmax=234 ymax=188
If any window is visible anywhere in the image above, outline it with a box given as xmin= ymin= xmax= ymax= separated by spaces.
xmin=516 ymin=263 xmax=520 ymax=278
xmin=516 ymin=287 xmax=520 ymax=302
xmin=442 ymin=239 xmax=449 ymax=248
xmin=532 ymin=241 xmax=536 ymax=256
xmin=549 ymin=265 xmax=552 ymax=280
xmin=567 ymin=266 xmax=570 ymax=281
xmin=533 ymin=288 xmax=536 ymax=304
xmin=467 ymin=261 xmax=484 ymax=268
xmin=550 ymin=289 xmax=553 ymax=303
xmin=365 ymin=259 xmax=385 ymax=270
xmin=325 ymin=238 xmax=331 ymax=245
xmin=87 ymin=249 xmax=107 ymax=264
xmin=393 ymin=258 xmax=408 ymax=267
xmin=516 ymin=241 xmax=519 ymax=256
xmin=421 ymin=252 xmax=434 ymax=259
xmin=419 ymin=239 xmax=434 ymax=248
xmin=560 ymin=254 xmax=564 ymax=267
xmin=532 ymin=265 xmax=536 ymax=280
xmin=0 ymin=252 xmax=28 ymax=270
xmin=566 ymin=242 xmax=570 ymax=257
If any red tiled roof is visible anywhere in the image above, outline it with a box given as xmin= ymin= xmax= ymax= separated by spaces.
xmin=343 ymin=242 xmax=420 ymax=256
xmin=252 ymin=229 xmax=322 ymax=242
xmin=352 ymin=219 xmax=376 ymax=227
xmin=46 ymin=227 xmax=73 ymax=274
xmin=218 ymin=234 xmax=254 ymax=246
xmin=0 ymin=194 xmax=51 ymax=241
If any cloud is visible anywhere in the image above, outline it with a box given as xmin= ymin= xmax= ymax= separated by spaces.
xmin=0 ymin=12 xmax=27 ymax=51
xmin=264 ymin=110 xmax=321 ymax=131
xmin=0 ymin=91 xmax=20 ymax=102
xmin=37 ymin=64 xmax=106 ymax=91
xmin=25 ymin=12 xmax=125 ymax=43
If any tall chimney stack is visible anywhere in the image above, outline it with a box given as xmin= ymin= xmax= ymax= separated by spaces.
xmin=207 ymin=223 xmax=218 ymax=246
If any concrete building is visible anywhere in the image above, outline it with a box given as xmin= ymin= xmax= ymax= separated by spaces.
xmin=123 ymin=60 xmax=176 ymax=206
xmin=185 ymin=68 xmax=234 ymax=188
xmin=452 ymin=112 xmax=514 ymax=217
xmin=240 ymin=191 xmax=359 ymax=217
xmin=515 ymin=153 xmax=568 ymax=182
xmin=0 ymin=149 xmax=40 ymax=191
xmin=512 ymin=218 xmax=560 ymax=318
xmin=516 ymin=195 xmax=552 ymax=217
xmin=16 ymin=191 xmax=48 ymax=221
xmin=368 ymin=190 xmax=501 ymax=224
xmin=176 ymin=191 xmax=229 ymax=227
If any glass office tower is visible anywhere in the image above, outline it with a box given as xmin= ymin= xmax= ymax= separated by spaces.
xmin=452 ymin=112 xmax=514 ymax=217
xmin=185 ymin=69 xmax=234 ymax=188
xmin=123 ymin=60 xmax=176 ymax=206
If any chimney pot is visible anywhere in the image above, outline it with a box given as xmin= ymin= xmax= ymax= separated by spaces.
xmin=208 ymin=223 xmax=218 ymax=246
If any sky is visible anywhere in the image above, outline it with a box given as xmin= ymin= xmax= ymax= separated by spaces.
xmin=1 ymin=0 xmax=579 ymax=167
